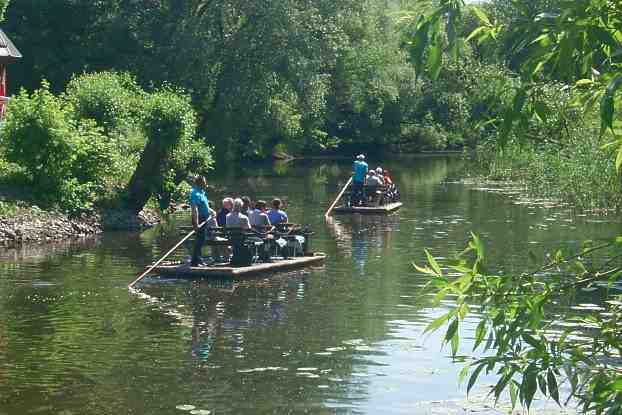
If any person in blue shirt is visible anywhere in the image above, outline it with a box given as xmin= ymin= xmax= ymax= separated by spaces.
xmin=217 ymin=197 xmax=233 ymax=227
xmin=267 ymin=198 xmax=288 ymax=226
xmin=190 ymin=175 xmax=211 ymax=266
xmin=351 ymin=154 xmax=368 ymax=206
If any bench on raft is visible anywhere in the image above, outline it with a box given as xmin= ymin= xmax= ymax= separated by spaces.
xmin=184 ymin=224 xmax=315 ymax=265
xmin=339 ymin=184 xmax=402 ymax=214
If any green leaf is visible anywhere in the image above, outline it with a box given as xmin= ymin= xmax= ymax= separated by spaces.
xmin=410 ymin=20 xmax=431 ymax=74
xmin=471 ymin=6 xmax=491 ymax=26
xmin=425 ymin=249 xmax=443 ymax=276
xmin=424 ymin=312 xmax=451 ymax=334
xmin=474 ymin=320 xmax=487 ymax=350
xmin=538 ymin=374 xmax=547 ymax=396
xmin=495 ymin=371 xmax=516 ymax=404
xmin=445 ymin=318 xmax=459 ymax=343
xmin=427 ymin=42 xmax=442 ymax=80
xmin=547 ymin=369 xmax=560 ymax=405
xmin=509 ymin=381 xmax=518 ymax=409
xmin=450 ymin=330 xmax=460 ymax=356
xmin=467 ymin=363 xmax=485 ymax=395
xmin=432 ymin=288 xmax=448 ymax=304
xmin=575 ymin=79 xmax=594 ymax=87
xmin=469 ymin=232 xmax=485 ymax=261
xmin=588 ymin=26 xmax=619 ymax=51
xmin=459 ymin=365 xmax=470 ymax=384
xmin=413 ymin=262 xmax=436 ymax=275
xmin=529 ymin=33 xmax=552 ymax=47
xmin=600 ymin=75 xmax=622 ymax=136
xmin=522 ymin=333 xmax=542 ymax=350
xmin=466 ymin=26 xmax=488 ymax=43
xmin=611 ymin=377 xmax=622 ymax=391
xmin=458 ymin=303 xmax=470 ymax=319
xmin=522 ymin=364 xmax=538 ymax=409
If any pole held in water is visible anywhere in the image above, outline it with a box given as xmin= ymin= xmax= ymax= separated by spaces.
xmin=325 ymin=177 xmax=352 ymax=219
xmin=128 ymin=220 xmax=207 ymax=290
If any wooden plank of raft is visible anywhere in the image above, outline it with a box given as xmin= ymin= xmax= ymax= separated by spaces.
xmin=333 ymin=202 xmax=403 ymax=214
xmin=150 ymin=255 xmax=326 ymax=278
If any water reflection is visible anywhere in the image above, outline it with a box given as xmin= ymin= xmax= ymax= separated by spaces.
xmin=326 ymin=214 xmax=400 ymax=273
xmin=1 ymin=156 xmax=621 ymax=414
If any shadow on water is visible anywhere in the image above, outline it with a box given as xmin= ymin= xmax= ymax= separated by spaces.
xmin=0 ymin=155 xmax=618 ymax=414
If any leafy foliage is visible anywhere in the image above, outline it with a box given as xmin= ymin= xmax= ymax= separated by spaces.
xmin=416 ymin=234 xmax=622 ymax=413
xmin=467 ymin=0 xmax=622 ymax=166
xmin=4 ymin=0 xmax=482 ymax=158
xmin=0 ymin=74 xmax=212 ymax=214
xmin=129 ymin=87 xmax=213 ymax=211
xmin=0 ymin=82 xmax=115 ymax=212
xmin=65 ymin=72 xmax=144 ymax=135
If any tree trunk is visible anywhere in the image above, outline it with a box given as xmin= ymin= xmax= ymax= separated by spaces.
xmin=126 ymin=134 xmax=175 ymax=214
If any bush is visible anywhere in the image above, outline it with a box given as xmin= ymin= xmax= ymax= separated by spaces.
xmin=475 ymin=128 xmax=622 ymax=210
xmin=1 ymin=75 xmax=213 ymax=214
xmin=0 ymin=82 xmax=117 ymax=213
xmin=57 ymin=179 xmax=97 ymax=213
xmin=126 ymin=87 xmax=213 ymax=211
xmin=1 ymin=82 xmax=76 ymax=188
xmin=145 ymin=88 xmax=213 ymax=183
xmin=65 ymin=72 xmax=144 ymax=135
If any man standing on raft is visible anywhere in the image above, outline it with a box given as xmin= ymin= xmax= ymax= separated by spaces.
xmin=351 ymin=154 xmax=368 ymax=206
xmin=190 ymin=176 xmax=210 ymax=266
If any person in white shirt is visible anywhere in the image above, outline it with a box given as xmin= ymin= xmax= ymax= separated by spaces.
xmin=249 ymin=200 xmax=273 ymax=232
xmin=226 ymin=198 xmax=251 ymax=229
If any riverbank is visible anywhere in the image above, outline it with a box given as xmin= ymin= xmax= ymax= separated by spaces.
xmin=470 ymin=133 xmax=622 ymax=212
xmin=0 ymin=204 xmax=160 ymax=248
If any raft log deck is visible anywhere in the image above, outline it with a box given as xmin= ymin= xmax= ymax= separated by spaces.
xmin=148 ymin=254 xmax=326 ymax=278
xmin=333 ymin=202 xmax=402 ymax=214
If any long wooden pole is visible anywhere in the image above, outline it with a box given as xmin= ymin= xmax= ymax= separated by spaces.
xmin=128 ymin=220 xmax=207 ymax=290
xmin=324 ymin=177 xmax=352 ymax=219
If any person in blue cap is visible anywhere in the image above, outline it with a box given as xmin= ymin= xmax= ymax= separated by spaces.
xmin=189 ymin=175 xmax=210 ymax=266
xmin=351 ymin=154 xmax=368 ymax=206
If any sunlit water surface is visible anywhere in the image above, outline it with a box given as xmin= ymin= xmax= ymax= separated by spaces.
xmin=1 ymin=156 xmax=620 ymax=415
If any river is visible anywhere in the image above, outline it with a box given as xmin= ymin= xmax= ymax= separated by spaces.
xmin=1 ymin=156 xmax=620 ymax=415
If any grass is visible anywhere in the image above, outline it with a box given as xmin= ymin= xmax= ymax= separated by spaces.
xmin=472 ymin=133 xmax=622 ymax=213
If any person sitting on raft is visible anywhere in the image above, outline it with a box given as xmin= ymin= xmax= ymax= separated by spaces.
xmin=267 ymin=198 xmax=288 ymax=226
xmin=217 ymin=197 xmax=233 ymax=227
xmin=241 ymin=196 xmax=254 ymax=218
xmin=367 ymin=170 xmax=384 ymax=187
xmin=351 ymin=154 xmax=368 ymax=206
xmin=366 ymin=170 xmax=385 ymax=205
xmin=226 ymin=198 xmax=251 ymax=230
xmin=189 ymin=175 xmax=210 ymax=267
xmin=249 ymin=200 xmax=273 ymax=232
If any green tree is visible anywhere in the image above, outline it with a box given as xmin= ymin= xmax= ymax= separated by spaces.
xmin=416 ymin=235 xmax=622 ymax=414
xmin=0 ymin=81 xmax=115 ymax=212
xmin=125 ymin=88 xmax=207 ymax=213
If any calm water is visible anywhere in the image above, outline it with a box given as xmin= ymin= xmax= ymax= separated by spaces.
xmin=1 ymin=156 xmax=620 ymax=415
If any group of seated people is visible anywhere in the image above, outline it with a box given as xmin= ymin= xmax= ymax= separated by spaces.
xmin=191 ymin=187 xmax=298 ymax=267
xmin=212 ymin=196 xmax=289 ymax=231
xmin=351 ymin=166 xmax=400 ymax=207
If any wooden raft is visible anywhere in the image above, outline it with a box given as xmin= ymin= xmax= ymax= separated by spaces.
xmin=148 ymin=253 xmax=327 ymax=278
xmin=333 ymin=201 xmax=403 ymax=214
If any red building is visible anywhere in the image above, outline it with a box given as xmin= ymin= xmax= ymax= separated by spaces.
xmin=0 ymin=28 xmax=21 ymax=116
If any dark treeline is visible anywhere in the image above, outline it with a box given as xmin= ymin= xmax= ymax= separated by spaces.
xmin=2 ymin=0 xmax=620 ymax=214
xmin=5 ymin=0 xmax=488 ymax=161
